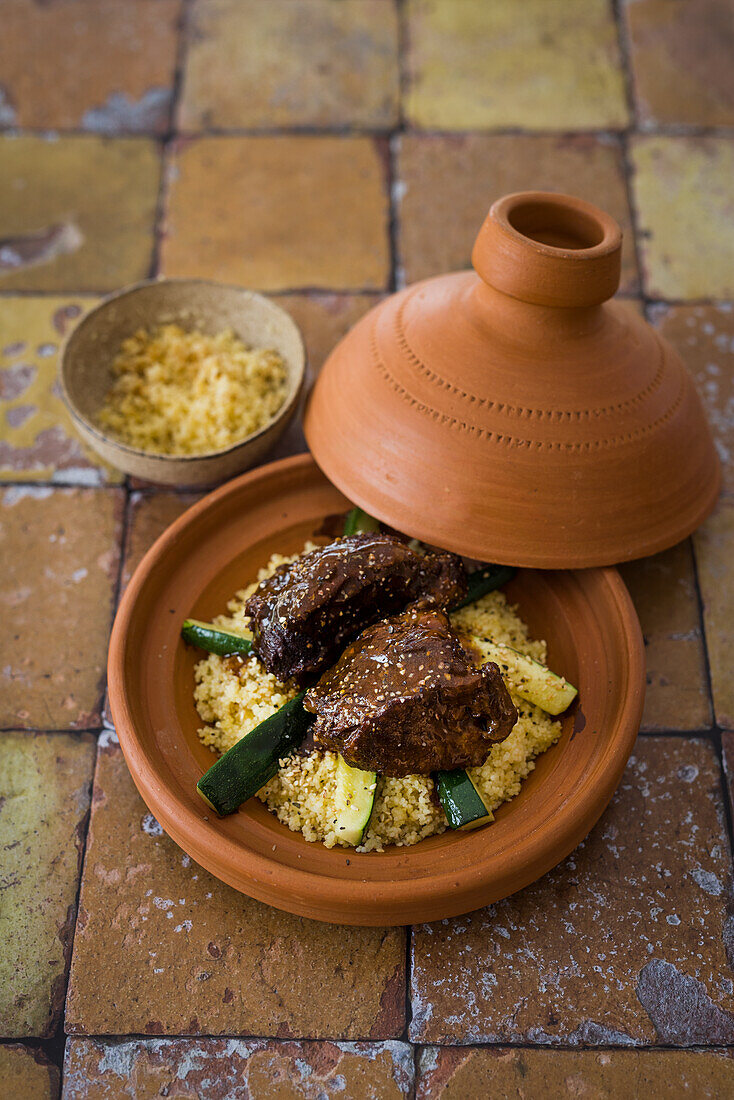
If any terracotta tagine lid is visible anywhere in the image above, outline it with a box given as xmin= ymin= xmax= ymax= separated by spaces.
xmin=304 ymin=191 xmax=720 ymax=568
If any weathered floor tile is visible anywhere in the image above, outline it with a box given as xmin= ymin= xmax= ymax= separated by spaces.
xmin=410 ymin=738 xmax=734 ymax=1045
xmin=0 ymin=135 xmax=160 ymax=292
xmin=0 ymin=732 xmax=96 ymax=1037
xmin=63 ymin=1038 xmax=412 ymax=1099
xmin=120 ymin=492 xmax=200 ymax=596
xmin=620 ymin=541 xmax=710 ymax=731
xmin=0 ymin=1043 xmax=59 ymax=1100
xmin=65 ymin=741 xmax=406 ymax=1037
xmin=396 ymin=133 xmax=638 ymax=292
xmin=693 ymin=499 xmax=734 ymax=729
xmin=0 ymin=0 xmax=179 ymax=133
xmin=0 ymin=487 xmax=123 ymax=728
xmin=404 ymin=0 xmax=628 ymax=130
xmin=163 ymin=136 xmax=390 ymax=291
xmin=276 ymin=293 xmax=382 ymax=380
xmin=269 ymin=293 xmax=382 ymax=459
xmin=180 ymin=0 xmax=399 ymax=130
xmin=416 ymin=1047 xmax=734 ymax=1099
xmin=631 ymin=137 xmax=734 ymax=300
xmin=0 ymin=296 xmax=124 ymax=485
xmin=624 ymin=0 xmax=734 ymax=128
xmin=101 ymin=492 xmax=199 ymax=727
xmin=650 ymin=303 xmax=734 ymax=493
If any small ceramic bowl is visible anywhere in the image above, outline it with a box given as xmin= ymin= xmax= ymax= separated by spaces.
xmin=60 ymin=279 xmax=305 ymax=487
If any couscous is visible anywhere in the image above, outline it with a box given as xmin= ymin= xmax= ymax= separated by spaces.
xmin=97 ymin=324 xmax=288 ymax=455
xmin=194 ymin=545 xmax=563 ymax=852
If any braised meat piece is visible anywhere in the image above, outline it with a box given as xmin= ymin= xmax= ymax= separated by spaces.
xmin=245 ymin=533 xmax=467 ymax=685
xmin=304 ymin=602 xmax=517 ymax=776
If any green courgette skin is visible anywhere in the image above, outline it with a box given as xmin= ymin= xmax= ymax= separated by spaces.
xmin=452 ymin=564 xmax=516 ymax=611
xmin=437 ymin=564 xmax=516 ymax=829
xmin=343 ymin=507 xmax=381 ymax=536
xmin=436 ymin=770 xmax=491 ymax=829
xmin=197 ymin=693 xmax=314 ymax=816
xmin=182 ymin=619 xmax=253 ymax=657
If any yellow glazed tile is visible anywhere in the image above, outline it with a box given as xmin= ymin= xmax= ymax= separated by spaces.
xmin=405 ymin=0 xmax=629 ymax=131
xmin=180 ymin=0 xmax=400 ymax=130
xmin=0 ymin=135 xmax=160 ymax=292
xmin=631 ymin=137 xmax=734 ymax=300
xmin=0 ymin=296 xmax=123 ymax=484
xmin=0 ymin=732 xmax=96 ymax=1037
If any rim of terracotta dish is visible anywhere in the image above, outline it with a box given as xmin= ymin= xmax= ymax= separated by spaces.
xmin=490 ymin=191 xmax=622 ymax=259
xmin=108 ymin=454 xmax=645 ymax=925
xmin=472 ymin=190 xmax=624 ymax=308
xmin=59 ymin=277 xmax=306 ymax=463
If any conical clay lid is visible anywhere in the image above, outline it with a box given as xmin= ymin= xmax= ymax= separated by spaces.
xmin=304 ymin=192 xmax=720 ymax=568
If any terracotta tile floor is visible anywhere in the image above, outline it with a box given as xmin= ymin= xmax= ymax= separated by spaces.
xmin=1 ymin=2 xmax=733 ymax=1096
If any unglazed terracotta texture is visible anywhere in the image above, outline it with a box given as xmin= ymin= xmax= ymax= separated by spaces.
xmin=60 ymin=279 xmax=305 ymax=487
xmin=304 ymin=191 xmax=721 ymax=568
xmin=108 ymin=454 xmax=645 ymax=926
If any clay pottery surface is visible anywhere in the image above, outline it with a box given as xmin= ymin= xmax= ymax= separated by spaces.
xmin=304 ymin=191 xmax=720 ymax=567
xmin=108 ymin=454 xmax=645 ymax=926
xmin=61 ymin=279 xmax=305 ymax=487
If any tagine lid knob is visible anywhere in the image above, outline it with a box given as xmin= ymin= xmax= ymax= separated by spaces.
xmin=303 ymin=191 xmax=720 ymax=568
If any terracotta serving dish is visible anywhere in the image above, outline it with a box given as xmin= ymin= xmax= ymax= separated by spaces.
xmin=305 ymin=191 xmax=720 ymax=568
xmin=60 ymin=278 xmax=305 ymax=487
xmin=108 ymin=454 xmax=645 ymax=926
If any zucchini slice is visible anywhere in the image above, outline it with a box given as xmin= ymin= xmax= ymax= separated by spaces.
xmin=197 ymin=692 xmax=313 ymax=816
xmin=343 ymin=506 xmax=381 ymax=536
xmin=437 ymin=563 xmax=516 ymax=829
xmin=452 ymin=564 xmax=516 ymax=611
xmin=182 ymin=619 xmax=252 ymax=657
xmin=436 ymin=770 xmax=492 ymax=830
xmin=474 ymin=639 xmax=578 ymax=716
xmin=333 ymin=756 xmax=377 ymax=846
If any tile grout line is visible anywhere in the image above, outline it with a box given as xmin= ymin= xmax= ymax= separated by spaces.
xmin=687 ymin=537 xmax=734 ymax=865
xmin=43 ymin=736 xmax=99 ymax=1081
xmin=55 ymin=747 xmax=104 ymax=1083
xmin=611 ymin=0 xmax=648 ymax=309
xmin=5 ymin=123 xmax=734 ymax=140
xmin=52 ymin=492 xmax=133 ymax=1076
xmin=0 ymin=726 xmax=106 ymax=736
xmin=49 ymin=1033 xmax=734 ymax=1052
xmin=0 ymin=285 xmax=393 ymax=299
xmin=147 ymin=0 xmax=195 ymax=280
xmin=54 ymin=478 xmax=132 ymax=1073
